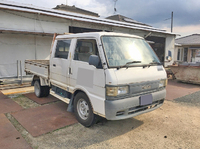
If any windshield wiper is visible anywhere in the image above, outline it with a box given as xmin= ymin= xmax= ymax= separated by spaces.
xmin=117 ymin=61 xmax=141 ymax=70
xmin=149 ymin=62 xmax=162 ymax=65
xmin=142 ymin=62 xmax=162 ymax=68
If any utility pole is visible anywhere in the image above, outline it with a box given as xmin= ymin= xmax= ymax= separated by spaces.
xmin=164 ymin=11 xmax=174 ymax=32
xmin=171 ymin=11 xmax=173 ymax=32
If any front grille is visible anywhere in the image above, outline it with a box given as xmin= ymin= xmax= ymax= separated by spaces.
xmin=129 ymin=88 xmax=164 ymax=98
xmin=129 ymin=80 xmax=162 ymax=96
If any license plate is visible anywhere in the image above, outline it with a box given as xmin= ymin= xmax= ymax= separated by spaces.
xmin=140 ymin=94 xmax=153 ymax=106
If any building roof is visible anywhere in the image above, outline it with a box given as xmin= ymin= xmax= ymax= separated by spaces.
xmin=106 ymin=14 xmax=151 ymax=27
xmin=175 ymin=34 xmax=200 ymax=46
xmin=0 ymin=0 xmax=176 ymax=35
xmin=53 ymin=4 xmax=99 ymax=17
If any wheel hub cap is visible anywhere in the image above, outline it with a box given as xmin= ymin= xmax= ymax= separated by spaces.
xmin=77 ymin=99 xmax=89 ymax=120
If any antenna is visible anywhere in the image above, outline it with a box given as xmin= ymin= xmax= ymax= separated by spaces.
xmin=113 ymin=0 xmax=118 ymax=14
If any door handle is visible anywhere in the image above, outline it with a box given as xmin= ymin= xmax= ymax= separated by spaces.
xmin=69 ymin=67 xmax=72 ymax=74
xmin=53 ymin=64 xmax=56 ymax=67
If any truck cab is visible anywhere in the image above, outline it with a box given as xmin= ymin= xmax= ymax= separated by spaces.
xmin=28 ymin=32 xmax=167 ymax=127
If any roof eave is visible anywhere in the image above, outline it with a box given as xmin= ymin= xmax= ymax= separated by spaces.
xmin=177 ymin=43 xmax=200 ymax=46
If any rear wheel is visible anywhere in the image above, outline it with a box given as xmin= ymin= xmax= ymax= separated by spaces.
xmin=74 ymin=92 xmax=96 ymax=127
xmin=34 ymin=80 xmax=42 ymax=97
xmin=34 ymin=80 xmax=50 ymax=97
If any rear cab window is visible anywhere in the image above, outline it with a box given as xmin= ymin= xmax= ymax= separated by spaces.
xmin=55 ymin=40 xmax=71 ymax=59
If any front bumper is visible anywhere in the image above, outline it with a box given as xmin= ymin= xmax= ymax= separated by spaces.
xmin=105 ymin=89 xmax=166 ymax=120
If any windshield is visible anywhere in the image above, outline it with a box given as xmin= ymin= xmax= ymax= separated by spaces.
xmin=101 ymin=36 xmax=160 ymax=68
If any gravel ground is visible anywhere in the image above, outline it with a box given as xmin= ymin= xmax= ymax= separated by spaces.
xmin=173 ymin=90 xmax=200 ymax=107
xmin=7 ymin=92 xmax=200 ymax=149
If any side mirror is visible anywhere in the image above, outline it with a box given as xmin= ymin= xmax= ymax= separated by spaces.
xmin=89 ymin=55 xmax=100 ymax=67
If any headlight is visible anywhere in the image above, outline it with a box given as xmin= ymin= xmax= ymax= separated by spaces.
xmin=106 ymin=86 xmax=129 ymax=97
xmin=159 ymin=79 xmax=168 ymax=88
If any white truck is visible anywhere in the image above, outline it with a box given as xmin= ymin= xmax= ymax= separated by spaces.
xmin=25 ymin=32 xmax=167 ymax=127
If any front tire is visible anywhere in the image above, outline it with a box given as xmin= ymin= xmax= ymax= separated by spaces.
xmin=74 ymin=92 xmax=96 ymax=127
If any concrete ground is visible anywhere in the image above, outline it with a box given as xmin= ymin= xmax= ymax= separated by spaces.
xmin=0 ymin=79 xmax=200 ymax=149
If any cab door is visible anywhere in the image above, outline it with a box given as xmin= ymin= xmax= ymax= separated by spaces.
xmin=50 ymin=39 xmax=71 ymax=89
xmin=69 ymin=38 xmax=105 ymax=114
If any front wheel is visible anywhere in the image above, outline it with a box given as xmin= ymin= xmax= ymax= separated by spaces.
xmin=74 ymin=92 xmax=96 ymax=127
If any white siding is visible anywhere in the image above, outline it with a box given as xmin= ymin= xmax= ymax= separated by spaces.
xmin=174 ymin=47 xmax=179 ymax=61
xmin=165 ymin=36 xmax=175 ymax=67
xmin=0 ymin=10 xmax=69 ymax=34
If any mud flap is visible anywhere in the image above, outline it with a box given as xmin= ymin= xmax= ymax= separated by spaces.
xmin=67 ymin=95 xmax=74 ymax=112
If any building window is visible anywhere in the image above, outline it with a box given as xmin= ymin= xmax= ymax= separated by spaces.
xmin=183 ymin=48 xmax=188 ymax=62
xmin=196 ymin=50 xmax=200 ymax=57
xmin=177 ymin=49 xmax=180 ymax=60
xmin=191 ymin=49 xmax=196 ymax=62
xmin=55 ymin=40 xmax=71 ymax=59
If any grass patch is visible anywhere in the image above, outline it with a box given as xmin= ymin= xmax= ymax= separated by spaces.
xmin=8 ymin=94 xmax=40 ymax=109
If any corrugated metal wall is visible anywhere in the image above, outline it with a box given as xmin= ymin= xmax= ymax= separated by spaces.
xmin=0 ymin=34 xmax=52 ymax=78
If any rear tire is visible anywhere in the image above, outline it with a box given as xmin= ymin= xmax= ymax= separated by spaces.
xmin=43 ymin=86 xmax=50 ymax=97
xmin=34 ymin=80 xmax=50 ymax=97
xmin=74 ymin=92 xmax=96 ymax=127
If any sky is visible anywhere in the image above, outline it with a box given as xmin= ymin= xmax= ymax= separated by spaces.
xmin=7 ymin=0 xmax=200 ymax=37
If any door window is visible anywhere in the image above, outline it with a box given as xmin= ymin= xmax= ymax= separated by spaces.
xmin=74 ymin=39 xmax=98 ymax=62
xmin=55 ymin=40 xmax=71 ymax=59
xmin=177 ymin=49 xmax=180 ymax=60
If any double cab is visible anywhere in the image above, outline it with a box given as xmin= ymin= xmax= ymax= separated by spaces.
xmin=25 ymin=32 xmax=167 ymax=127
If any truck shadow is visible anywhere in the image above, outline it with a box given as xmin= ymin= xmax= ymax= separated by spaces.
xmin=64 ymin=117 xmax=144 ymax=148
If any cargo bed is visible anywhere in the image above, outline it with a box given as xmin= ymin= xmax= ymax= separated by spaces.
xmin=25 ymin=60 xmax=49 ymax=79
